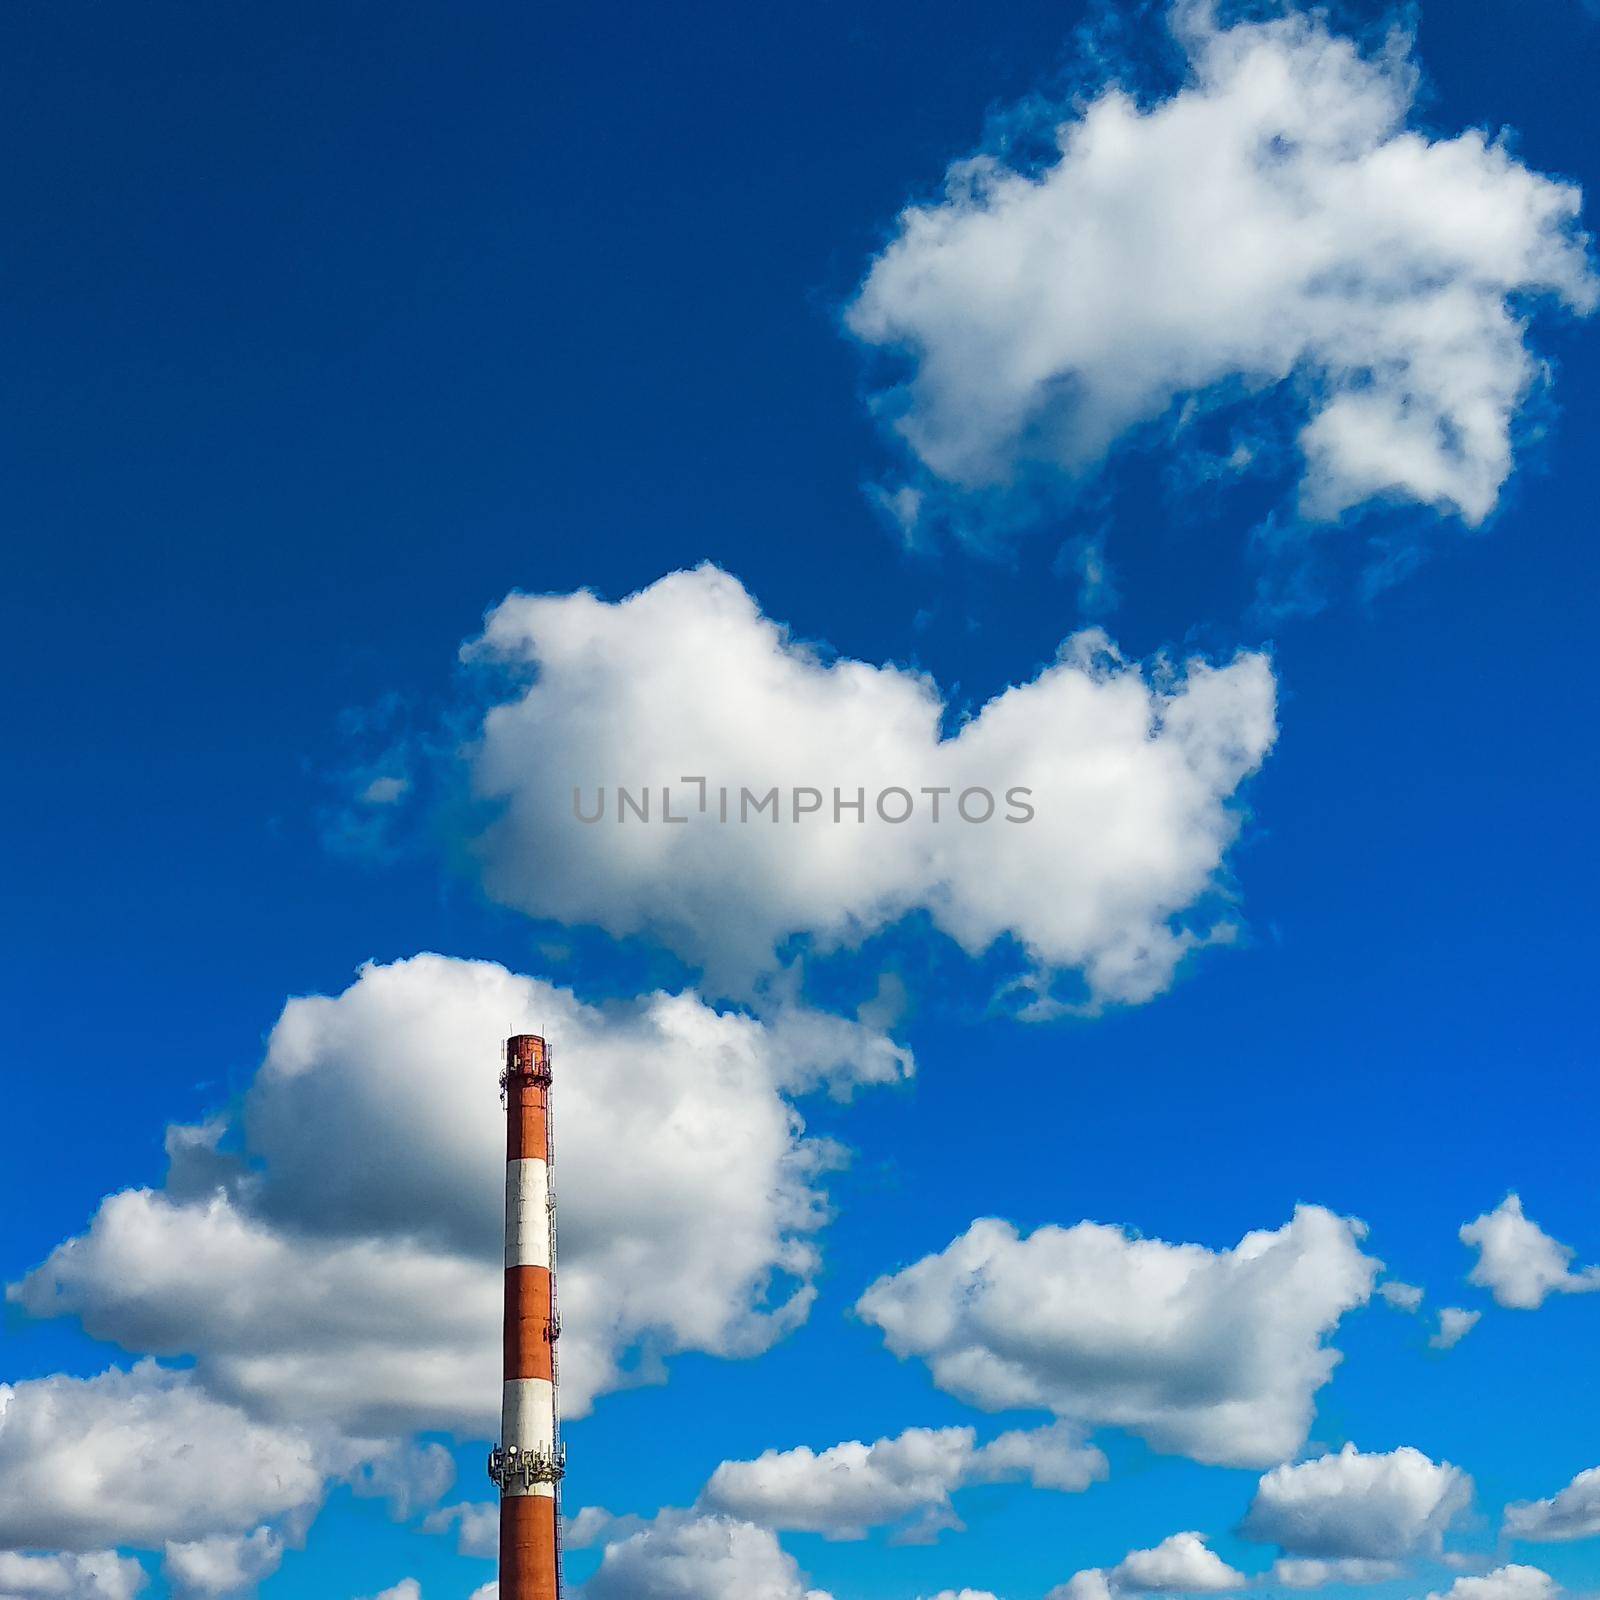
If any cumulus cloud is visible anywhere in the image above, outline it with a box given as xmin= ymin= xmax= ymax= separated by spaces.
xmin=700 ymin=1421 xmax=1105 ymax=1541
xmin=14 ymin=1188 xmax=502 ymax=1438
xmin=0 ymin=1365 xmax=332 ymax=1555
xmin=6 ymin=951 xmax=901 ymax=1599
xmin=363 ymin=1583 xmax=422 ymax=1600
xmin=1116 ymin=1533 xmax=1248 ymax=1592
xmin=0 ymin=1551 xmax=147 ymax=1600
xmin=162 ymin=1529 xmax=285 ymax=1598
xmin=12 ymin=956 xmax=905 ymax=1433
xmin=1048 ymin=1533 xmax=1246 ymax=1600
xmin=1459 ymin=1195 xmax=1600 ymax=1309
xmin=1505 ymin=1466 xmax=1600 ymax=1543
xmin=1427 ymin=1566 xmax=1561 ymax=1600
xmin=1241 ymin=1443 xmax=1471 ymax=1568
xmin=848 ymin=3 xmax=1595 ymax=536
xmin=856 ymin=1205 xmax=1378 ymax=1467
xmin=582 ymin=1512 xmax=833 ymax=1600
xmin=466 ymin=565 xmax=1275 ymax=1009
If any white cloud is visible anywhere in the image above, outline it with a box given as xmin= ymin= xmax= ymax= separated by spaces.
xmin=582 ymin=1512 xmax=834 ymax=1600
xmin=563 ymin=1508 xmax=650 ymax=1552
xmin=1116 ymin=1533 xmax=1247 ymax=1592
xmin=1241 ymin=1443 xmax=1471 ymax=1563
xmin=1377 ymin=1281 xmax=1424 ymax=1312
xmin=0 ymin=1365 xmax=331 ymax=1555
xmin=420 ymin=1502 xmax=498 ymax=1559
xmin=1427 ymin=1566 xmax=1561 ymax=1600
xmin=161 ymin=1529 xmax=284 ymax=1598
xmin=847 ymin=4 xmax=1595 ymax=529
xmin=699 ymin=1422 xmax=1105 ymax=1540
xmin=856 ymin=1205 xmax=1379 ymax=1468
xmin=466 ymin=565 xmax=1275 ymax=1009
xmin=13 ymin=1187 xmax=502 ymax=1438
xmin=347 ymin=1443 xmax=456 ymax=1522
xmin=0 ymin=1551 xmax=147 ymax=1600
xmin=1430 ymin=1308 xmax=1481 ymax=1349
xmin=1269 ymin=1558 xmax=1402 ymax=1587
xmin=363 ymin=1584 xmax=421 ymax=1600
xmin=974 ymin=1420 xmax=1110 ymax=1493
xmin=921 ymin=1592 xmax=1004 ymax=1600
xmin=1049 ymin=1574 xmax=1116 ymax=1600
xmin=1505 ymin=1466 xmax=1600 ymax=1542
xmin=1048 ymin=1533 xmax=1246 ymax=1600
xmin=1459 ymin=1196 xmax=1600 ymax=1309
xmin=12 ymin=955 xmax=904 ymax=1432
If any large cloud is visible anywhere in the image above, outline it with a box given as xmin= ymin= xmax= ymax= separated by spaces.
xmin=582 ymin=1512 xmax=833 ymax=1600
xmin=855 ymin=1206 xmax=1379 ymax=1467
xmin=14 ymin=1188 xmax=502 ymax=1438
xmin=847 ymin=4 xmax=1594 ymax=530
xmin=1459 ymin=1195 xmax=1600 ymax=1310
xmin=700 ymin=1422 xmax=1105 ymax=1541
xmin=465 ymin=565 xmax=1275 ymax=1009
xmin=1504 ymin=1466 xmax=1600 ymax=1543
xmin=1241 ymin=1443 xmax=1472 ymax=1580
xmin=12 ymin=956 xmax=906 ymax=1433
xmin=0 ymin=1365 xmax=331 ymax=1555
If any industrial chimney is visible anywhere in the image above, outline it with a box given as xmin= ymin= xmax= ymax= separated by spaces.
xmin=489 ymin=1034 xmax=564 ymax=1598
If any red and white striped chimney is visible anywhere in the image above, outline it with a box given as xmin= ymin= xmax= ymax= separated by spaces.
xmin=489 ymin=1033 xmax=563 ymax=1599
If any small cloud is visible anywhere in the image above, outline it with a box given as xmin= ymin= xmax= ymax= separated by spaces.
xmin=360 ymin=775 xmax=410 ymax=806
xmin=1242 ymin=1442 xmax=1471 ymax=1569
xmin=1430 ymin=1308 xmax=1482 ymax=1350
xmin=564 ymin=1506 xmax=650 ymax=1551
xmin=1053 ymin=530 xmax=1121 ymax=617
xmin=1427 ymin=1565 xmax=1560 ymax=1600
xmin=1271 ymin=1558 xmax=1403 ymax=1587
xmin=1048 ymin=1533 xmax=1247 ymax=1600
xmin=1505 ymin=1466 xmax=1600 ymax=1543
xmin=1378 ymin=1280 xmax=1424 ymax=1312
xmin=699 ymin=1421 xmax=1103 ymax=1543
xmin=1460 ymin=1195 xmax=1600 ymax=1309
xmin=421 ymin=1501 xmax=498 ymax=1558
xmin=865 ymin=481 xmax=926 ymax=548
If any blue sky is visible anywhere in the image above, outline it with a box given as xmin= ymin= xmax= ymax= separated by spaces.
xmin=3 ymin=2 xmax=1599 ymax=1599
